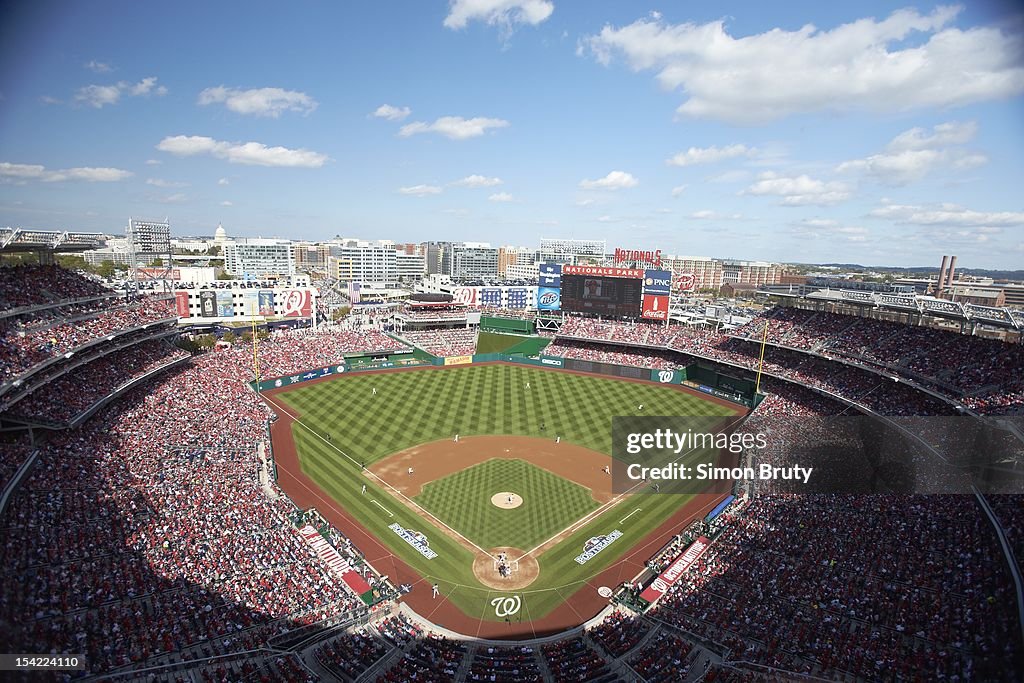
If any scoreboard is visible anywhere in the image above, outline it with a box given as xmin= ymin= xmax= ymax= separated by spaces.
xmin=544 ymin=264 xmax=671 ymax=321
xmin=561 ymin=274 xmax=643 ymax=317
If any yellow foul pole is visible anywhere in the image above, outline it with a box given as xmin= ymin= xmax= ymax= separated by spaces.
xmin=755 ymin=318 xmax=769 ymax=394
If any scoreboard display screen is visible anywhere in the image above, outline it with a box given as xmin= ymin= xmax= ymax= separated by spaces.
xmin=561 ymin=274 xmax=642 ymax=317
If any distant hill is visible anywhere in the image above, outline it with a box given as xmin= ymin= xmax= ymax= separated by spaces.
xmin=789 ymin=263 xmax=1024 ymax=281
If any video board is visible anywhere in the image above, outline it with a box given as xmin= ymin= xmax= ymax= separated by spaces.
xmin=561 ymin=273 xmax=642 ymax=317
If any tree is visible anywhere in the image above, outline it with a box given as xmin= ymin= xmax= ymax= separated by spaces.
xmin=96 ymin=260 xmax=118 ymax=278
xmin=216 ymin=271 xmax=235 ymax=280
xmin=222 ymin=331 xmax=236 ymax=344
xmin=150 ymin=257 xmax=163 ymax=267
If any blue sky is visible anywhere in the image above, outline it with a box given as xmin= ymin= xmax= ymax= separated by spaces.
xmin=1 ymin=1 xmax=1022 ymax=268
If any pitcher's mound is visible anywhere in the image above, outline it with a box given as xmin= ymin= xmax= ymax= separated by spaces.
xmin=491 ymin=492 xmax=523 ymax=509
xmin=472 ymin=546 xmax=540 ymax=590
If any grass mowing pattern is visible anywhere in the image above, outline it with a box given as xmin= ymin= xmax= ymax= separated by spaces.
xmin=415 ymin=459 xmax=600 ymax=550
xmin=476 ymin=331 xmax=527 ymax=354
xmin=278 ymin=364 xmax=732 ymax=463
xmin=275 ymin=363 xmax=742 ymax=619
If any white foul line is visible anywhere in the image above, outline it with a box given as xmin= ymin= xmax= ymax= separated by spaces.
xmin=371 ymin=499 xmax=394 ymax=517
xmin=260 ymin=392 xmax=499 ymax=561
xmin=619 ymin=508 xmax=642 ymax=524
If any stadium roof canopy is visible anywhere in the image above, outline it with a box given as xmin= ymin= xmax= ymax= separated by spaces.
xmin=0 ymin=227 xmax=104 ymax=253
xmin=765 ymin=287 xmax=1024 ymax=331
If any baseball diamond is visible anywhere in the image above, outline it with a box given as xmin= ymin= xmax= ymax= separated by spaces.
xmin=263 ymin=361 xmax=743 ymax=626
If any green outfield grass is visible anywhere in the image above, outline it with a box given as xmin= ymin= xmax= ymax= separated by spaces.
xmin=274 ymin=363 xmax=741 ymax=621
xmin=415 ymin=459 xmax=600 ymax=550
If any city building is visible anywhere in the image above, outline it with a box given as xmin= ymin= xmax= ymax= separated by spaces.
xmin=327 ymin=240 xmax=397 ymax=284
xmin=222 ymin=238 xmax=296 ymax=279
xmin=293 ymin=242 xmax=332 ymax=273
xmin=498 ymin=246 xmax=537 ymax=276
xmin=539 ymin=238 xmax=605 ymax=265
xmin=451 ymin=242 xmax=499 ymax=279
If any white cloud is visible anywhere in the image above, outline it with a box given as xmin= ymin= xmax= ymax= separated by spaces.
xmin=596 ymin=215 xmax=618 ymax=223
xmin=451 ymin=174 xmax=503 ymax=187
xmin=220 ymin=200 xmax=233 ymax=207
xmin=869 ymin=202 xmax=1024 ymax=228
xmin=666 ymin=144 xmax=754 ymax=166
xmin=0 ymin=161 xmax=133 ymax=183
xmin=399 ymin=116 xmax=509 ymax=140
xmin=444 ymin=0 xmax=554 ymax=30
xmin=145 ymin=159 xmax=162 ymax=166
xmin=84 ymin=60 xmax=112 ymax=73
xmin=579 ymin=170 xmax=638 ymax=190
xmin=792 ymin=218 xmax=869 ymax=242
xmin=670 ymin=184 xmax=687 ymax=197
xmin=198 ymin=86 xmax=317 ymax=117
xmin=217 ymin=177 xmax=230 ymax=186
xmin=488 ymin=192 xmax=514 ymax=202
xmin=690 ymin=210 xmax=743 ymax=220
xmin=372 ymin=104 xmax=411 ymax=121
xmin=581 ymin=7 xmax=1024 ymax=124
xmin=838 ymin=120 xmax=986 ymax=185
xmin=399 ymin=184 xmax=443 ymax=196
xmin=74 ymin=77 xmax=167 ymax=108
xmin=575 ymin=198 xmax=596 ymax=207
xmin=40 ymin=95 xmax=62 ymax=105
xmin=156 ymin=135 xmax=328 ymax=168
xmin=158 ymin=193 xmax=187 ymax=204
xmin=744 ymin=172 xmax=850 ymax=206
xmin=146 ymin=178 xmax=188 ymax=188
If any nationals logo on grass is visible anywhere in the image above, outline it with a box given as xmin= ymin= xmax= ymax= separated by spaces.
xmin=574 ymin=529 xmax=623 ymax=565
xmin=389 ymin=523 xmax=439 ymax=560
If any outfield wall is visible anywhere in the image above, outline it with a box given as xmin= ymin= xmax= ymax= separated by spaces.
xmin=253 ymin=350 xmax=761 ymax=407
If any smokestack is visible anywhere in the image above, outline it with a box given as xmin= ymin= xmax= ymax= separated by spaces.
xmin=937 ymin=255 xmax=949 ymax=295
xmin=946 ymin=255 xmax=957 ymax=294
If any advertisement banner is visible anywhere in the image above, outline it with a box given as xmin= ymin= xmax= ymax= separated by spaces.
xmin=563 ymin=265 xmax=644 ymax=279
xmin=443 ymin=355 xmax=473 ymax=366
xmin=539 ymin=262 xmax=562 ymax=276
xmin=135 ymin=267 xmax=181 ymax=281
xmin=216 ymin=291 xmax=234 ymax=317
xmin=480 ymin=288 xmax=502 ymax=307
xmin=640 ymin=536 xmax=711 ymax=604
xmin=242 ymin=291 xmax=258 ymax=316
xmin=452 ymin=287 xmax=477 ymax=305
xmin=539 ymin=275 xmax=561 ymax=287
xmin=174 ymin=291 xmax=190 ymax=318
xmin=281 ymin=289 xmax=314 ymax=317
xmin=348 ymin=281 xmax=361 ymax=305
xmin=641 ymin=294 xmax=669 ymax=320
xmin=507 ymin=288 xmax=528 ymax=309
xmin=539 ymin=355 xmax=564 ymax=368
xmin=642 ymin=270 xmax=672 ymax=295
xmin=199 ymin=290 xmax=217 ymax=317
xmin=537 ymin=286 xmax=560 ymax=311
xmin=651 ymin=368 xmax=681 ymax=384
xmin=258 ymin=291 xmax=276 ymax=316
xmin=674 ymin=272 xmax=696 ymax=292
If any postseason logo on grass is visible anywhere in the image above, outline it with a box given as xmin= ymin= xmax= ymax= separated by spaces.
xmin=574 ymin=529 xmax=623 ymax=565
xmin=388 ymin=523 xmax=439 ymax=560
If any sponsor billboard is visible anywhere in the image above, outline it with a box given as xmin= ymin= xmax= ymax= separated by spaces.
xmin=174 ymin=291 xmax=190 ymax=318
xmin=539 ymin=275 xmax=561 ymax=287
xmin=537 ymin=286 xmax=560 ymax=311
xmin=452 ymin=287 xmax=477 ymax=305
xmin=480 ymin=287 xmax=502 ymax=307
xmin=539 ymin=262 xmax=562 ymax=276
xmin=135 ymin=267 xmax=181 ymax=281
xmin=674 ymin=272 xmax=696 ymax=292
xmin=241 ymin=291 xmax=258 ymax=316
xmin=443 ymin=355 xmax=473 ymax=366
xmin=281 ymin=289 xmax=314 ymax=317
xmin=642 ymin=269 xmax=672 ymax=295
xmin=199 ymin=290 xmax=217 ymax=317
xmin=258 ymin=291 xmax=275 ymax=316
xmin=652 ymin=368 xmax=681 ymax=384
xmin=563 ymin=265 xmax=644 ymax=279
xmin=640 ymin=536 xmax=711 ymax=604
xmin=641 ymin=294 xmax=669 ymax=320
xmin=216 ymin=291 xmax=234 ymax=317
xmin=614 ymin=248 xmax=662 ymax=268
xmin=507 ymin=288 xmax=528 ymax=309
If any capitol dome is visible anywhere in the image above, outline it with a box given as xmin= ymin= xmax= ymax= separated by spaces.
xmin=214 ymin=223 xmax=227 ymax=244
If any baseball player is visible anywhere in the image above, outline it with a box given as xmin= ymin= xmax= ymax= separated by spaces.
xmin=432 ymin=583 xmax=439 ymax=599
xmin=407 ymin=467 xmax=414 ymax=477
xmin=361 ymin=484 xmax=366 ymax=495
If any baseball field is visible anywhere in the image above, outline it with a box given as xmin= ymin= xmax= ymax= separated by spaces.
xmin=264 ymin=363 xmax=743 ymax=627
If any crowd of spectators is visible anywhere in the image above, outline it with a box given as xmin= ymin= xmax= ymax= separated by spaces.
xmin=0 ymin=296 xmax=177 ymax=382
xmin=541 ymin=636 xmax=615 ymax=681
xmin=0 ymin=349 xmax=377 ymax=677
xmin=375 ymin=633 xmax=466 ymax=681
xmin=731 ymin=307 xmax=1024 ymax=413
xmin=254 ymin=327 xmax=411 ymax=378
xmin=6 ymin=338 xmax=188 ymax=424
xmin=646 ymin=494 xmax=1021 ymax=681
xmin=556 ymin=316 xmax=674 ymax=346
xmin=544 ymin=340 xmax=678 ymax=370
xmin=0 ymin=264 xmax=109 ymax=312
xmin=627 ymin=629 xmax=698 ymax=682
xmin=399 ymin=305 xmax=468 ymax=320
xmin=465 ymin=644 xmax=542 ymax=682
xmin=588 ymin=610 xmax=650 ymax=658
xmin=402 ymin=328 xmax=477 ymax=357
xmin=314 ymin=626 xmax=389 ymax=680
